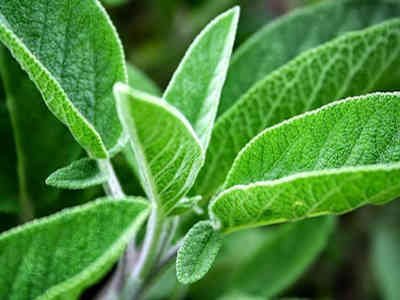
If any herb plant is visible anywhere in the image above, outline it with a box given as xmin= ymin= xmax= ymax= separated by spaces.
xmin=0 ymin=0 xmax=399 ymax=299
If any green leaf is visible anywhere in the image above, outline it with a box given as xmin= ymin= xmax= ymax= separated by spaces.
xmin=223 ymin=217 xmax=335 ymax=297
xmin=0 ymin=48 xmax=83 ymax=218
xmin=127 ymin=63 xmax=161 ymax=96
xmin=176 ymin=221 xmax=222 ymax=284
xmin=0 ymin=197 xmax=149 ymax=300
xmin=164 ymin=7 xmax=239 ymax=149
xmin=114 ymin=84 xmax=204 ymax=214
xmin=46 ymin=158 xmax=108 ymax=190
xmin=211 ymin=93 xmax=400 ymax=232
xmin=190 ymin=217 xmax=334 ymax=299
xmin=0 ymin=0 xmax=127 ymax=158
xmin=371 ymin=202 xmax=400 ymax=300
xmin=219 ymin=0 xmax=400 ymax=115
xmin=195 ymin=18 xmax=400 ymax=199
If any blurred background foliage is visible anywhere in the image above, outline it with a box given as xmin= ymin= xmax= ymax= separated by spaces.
xmin=95 ymin=1 xmax=399 ymax=299
xmin=104 ymin=0 xmax=321 ymax=86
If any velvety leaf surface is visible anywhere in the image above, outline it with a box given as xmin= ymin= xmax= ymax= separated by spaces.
xmin=371 ymin=202 xmax=400 ymax=300
xmin=0 ymin=49 xmax=82 ymax=218
xmin=127 ymin=63 xmax=161 ymax=96
xmin=211 ymin=93 xmax=400 ymax=232
xmin=195 ymin=18 xmax=400 ymax=198
xmin=46 ymin=158 xmax=107 ymax=190
xmin=0 ymin=197 xmax=149 ymax=300
xmin=0 ymin=0 xmax=127 ymax=158
xmin=115 ymin=84 xmax=204 ymax=214
xmin=164 ymin=7 xmax=239 ymax=149
xmin=176 ymin=221 xmax=222 ymax=284
xmin=219 ymin=0 xmax=400 ymax=115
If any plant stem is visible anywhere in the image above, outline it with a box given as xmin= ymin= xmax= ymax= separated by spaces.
xmin=121 ymin=206 xmax=164 ymax=299
xmin=98 ymin=159 xmax=124 ymax=198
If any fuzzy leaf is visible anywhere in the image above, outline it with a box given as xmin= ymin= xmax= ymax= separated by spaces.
xmin=0 ymin=0 xmax=127 ymax=158
xmin=114 ymin=84 xmax=204 ymax=214
xmin=371 ymin=202 xmax=400 ymax=300
xmin=177 ymin=221 xmax=222 ymax=284
xmin=195 ymin=18 xmax=400 ymax=198
xmin=191 ymin=217 xmax=334 ymax=299
xmin=46 ymin=158 xmax=107 ymax=190
xmin=211 ymin=93 xmax=400 ymax=232
xmin=0 ymin=197 xmax=149 ymax=300
xmin=127 ymin=63 xmax=161 ymax=96
xmin=164 ymin=7 xmax=239 ymax=149
xmin=219 ymin=0 xmax=400 ymax=115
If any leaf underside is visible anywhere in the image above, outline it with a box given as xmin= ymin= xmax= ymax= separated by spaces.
xmin=115 ymin=84 xmax=204 ymax=214
xmin=0 ymin=198 xmax=149 ymax=300
xmin=195 ymin=18 xmax=400 ymax=199
xmin=211 ymin=93 xmax=400 ymax=232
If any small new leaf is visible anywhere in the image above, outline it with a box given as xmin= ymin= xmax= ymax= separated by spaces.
xmin=46 ymin=158 xmax=108 ymax=190
xmin=177 ymin=221 xmax=222 ymax=284
xmin=0 ymin=197 xmax=149 ymax=299
xmin=164 ymin=7 xmax=239 ymax=149
xmin=211 ymin=93 xmax=400 ymax=232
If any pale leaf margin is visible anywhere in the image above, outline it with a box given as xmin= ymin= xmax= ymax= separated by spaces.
xmin=114 ymin=83 xmax=204 ymax=213
xmin=0 ymin=1 xmax=128 ymax=158
xmin=0 ymin=197 xmax=150 ymax=299
xmin=163 ymin=6 xmax=240 ymax=150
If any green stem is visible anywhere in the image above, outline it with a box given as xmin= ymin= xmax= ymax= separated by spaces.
xmin=98 ymin=159 xmax=124 ymax=198
xmin=120 ymin=206 xmax=164 ymax=299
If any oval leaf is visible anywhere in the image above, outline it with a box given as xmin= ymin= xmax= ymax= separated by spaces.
xmin=114 ymin=83 xmax=204 ymax=214
xmin=164 ymin=7 xmax=239 ymax=149
xmin=177 ymin=221 xmax=222 ymax=284
xmin=46 ymin=158 xmax=108 ymax=190
xmin=0 ymin=0 xmax=127 ymax=158
xmin=191 ymin=217 xmax=334 ymax=299
xmin=195 ymin=18 xmax=400 ymax=198
xmin=219 ymin=0 xmax=400 ymax=115
xmin=211 ymin=93 xmax=400 ymax=232
xmin=0 ymin=197 xmax=149 ymax=299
